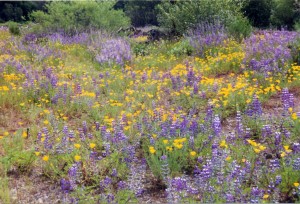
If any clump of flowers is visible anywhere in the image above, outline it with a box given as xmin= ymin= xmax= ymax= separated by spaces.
xmin=243 ymin=30 xmax=300 ymax=75
xmin=95 ymin=38 xmax=132 ymax=67
xmin=189 ymin=21 xmax=228 ymax=57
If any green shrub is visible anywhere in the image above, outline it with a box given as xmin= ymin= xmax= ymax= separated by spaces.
xmin=8 ymin=21 xmax=20 ymax=35
xmin=156 ymin=0 xmax=245 ymax=35
xmin=227 ymin=15 xmax=252 ymax=41
xmin=30 ymin=1 xmax=130 ymax=34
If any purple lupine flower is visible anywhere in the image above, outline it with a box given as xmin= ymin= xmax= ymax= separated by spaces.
xmin=117 ymin=181 xmax=127 ymax=190
xmin=190 ymin=21 xmax=228 ymax=57
xmin=243 ymin=30 xmax=299 ymax=75
xmin=275 ymin=175 xmax=282 ymax=186
xmin=95 ymin=122 xmax=100 ymax=131
xmin=250 ymin=187 xmax=262 ymax=203
xmin=293 ymin=143 xmax=300 ymax=153
xmin=106 ymin=194 xmax=114 ymax=203
xmin=43 ymin=127 xmax=52 ymax=149
xmin=95 ymin=38 xmax=132 ymax=67
xmin=68 ymin=130 xmax=75 ymax=141
xmin=281 ymin=88 xmax=290 ymax=113
xmin=128 ymin=158 xmax=146 ymax=197
xmin=187 ymin=68 xmax=195 ymax=86
xmin=293 ymin=158 xmax=300 ymax=170
xmin=274 ymin=132 xmax=281 ymax=146
xmin=205 ymin=104 xmax=214 ymax=123
xmin=82 ymin=121 xmax=87 ymax=135
xmin=225 ymin=194 xmax=235 ymax=203
xmin=212 ymin=115 xmax=221 ymax=136
xmin=172 ymin=177 xmax=187 ymax=191
xmin=141 ymin=71 xmax=147 ymax=83
xmin=68 ymin=163 xmax=80 ymax=190
xmin=269 ymin=159 xmax=280 ymax=172
xmin=261 ymin=124 xmax=272 ymax=139
xmin=193 ymin=81 xmax=199 ymax=94
xmin=60 ymin=178 xmax=71 ymax=193
xmin=236 ymin=111 xmax=243 ymax=137
xmin=252 ymin=95 xmax=263 ymax=116
xmin=161 ymin=155 xmax=170 ymax=182
xmin=111 ymin=168 xmax=117 ymax=177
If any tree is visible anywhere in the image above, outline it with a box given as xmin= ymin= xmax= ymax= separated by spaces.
xmin=0 ymin=1 xmax=45 ymax=23
xmin=243 ymin=0 xmax=273 ymax=28
xmin=270 ymin=0 xmax=300 ymax=30
xmin=124 ymin=0 xmax=161 ymax=27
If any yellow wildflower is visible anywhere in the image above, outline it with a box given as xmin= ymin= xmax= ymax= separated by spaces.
xmin=294 ymin=182 xmax=300 ymax=187
xmin=292 ymin=113 xmax=298 ymax=120
xmin=74 ymin=155 xmax=81 ymax=162
xmin=43 ymin=109 xmax=50 ymax=114
xmin=42 ymin=155 xmax=49 ymax=161
xmin=258 ymin=145 xmax=266 ymax=151
xmin=254 ymin=148 xmax=261 ymax=154
xmin=263 ymin=194 xmax=269 ymax=199
xmin=219 ymin=140 xmax=228 ymax=148
xmin=190 ymin=151 xmax=196 ymax=157
xmin=74 ymin=143 xmax=81 ymax=149
xmin=89 ymin=143 xmax=96 ymax=149
xmin=22 ymin=131 xmax=27 ymax=138
xmin=163 ymin=139 xmax=169 ymax=144
xmin=149 ymin=146 xmax=156 ymax=154
xmin=35 ymin=152 xmax=40 ymax=156
xmin=175 ymin=143 xmax=183 ymax=149
xmin=225 ymin=156 xmax=232 ymax=161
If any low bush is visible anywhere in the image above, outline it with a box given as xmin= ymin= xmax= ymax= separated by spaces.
xmin=7 ymin=21 xmax=20 ymax=35
xmin=30 ymin=1 xmax=130 ymax=34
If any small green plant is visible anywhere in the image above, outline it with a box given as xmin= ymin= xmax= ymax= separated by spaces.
xmin=8 ymin=21 xmax=20 ymax=35
xmin=168 ymin=39 xmax=194 ymax=57
xmin=133 ymin=43 xmax=149 ymax=56
xmin=143 ymin=137 xmax=197 ymax=179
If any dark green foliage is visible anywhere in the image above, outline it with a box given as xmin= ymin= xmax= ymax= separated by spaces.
xmin=243 ymin=0 xmax=273 ymax=28
xmin=7 ymin=21 xmax=20 ymax=36
xmin=270 ymin=0 xmax=300 ymax=30
xmin=228 ymin=15 xmax=252 ymax=41
xmin=0 ymin=1 xmax=45 ymax=23
xmin=124 ymin=0 xmax=161 ymax=27
xmin=30 ymin=1 xmax=130 ymax=34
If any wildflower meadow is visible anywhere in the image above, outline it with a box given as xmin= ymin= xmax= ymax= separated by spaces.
xmin=1 ymin=1 xmax=300 ymax=203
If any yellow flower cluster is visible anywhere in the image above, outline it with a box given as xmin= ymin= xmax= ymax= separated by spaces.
xmin=247 ymin=139 xmax=266 ymax=154
xmin=149 ymin=146 xmax=156 ymax=154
